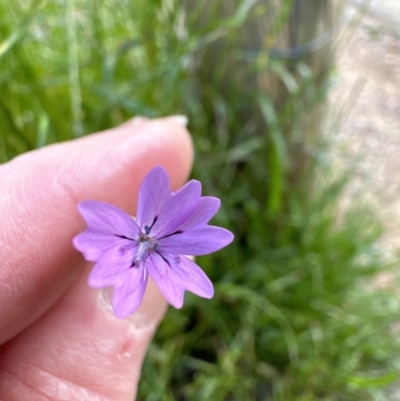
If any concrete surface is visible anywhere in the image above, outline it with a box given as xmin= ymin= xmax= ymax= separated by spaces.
xmin=350 ymin=0 xmax=400 ymax=30
xmin=330 ymin=2 xmax=400 ymax=250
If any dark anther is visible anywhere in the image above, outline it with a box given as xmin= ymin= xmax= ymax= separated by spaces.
xmin=144 ymin=225 xmax=151 ymax=235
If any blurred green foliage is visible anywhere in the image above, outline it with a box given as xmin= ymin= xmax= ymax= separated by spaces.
xmin=1 ymin=0 xmax=400 ymax=400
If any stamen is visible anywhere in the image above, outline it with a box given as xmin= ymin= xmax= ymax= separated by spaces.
xmin=133 ymin=236 xmax=159 ymax=267
xmin=134 ymin=241 xmax=148 ymax=266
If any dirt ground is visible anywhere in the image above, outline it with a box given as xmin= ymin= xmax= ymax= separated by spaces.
xmin=330 ymin=3 xmax=400 ymax=251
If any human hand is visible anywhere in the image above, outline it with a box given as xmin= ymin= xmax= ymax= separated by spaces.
xmin=0 ymin=116 xmax=193 ymax=400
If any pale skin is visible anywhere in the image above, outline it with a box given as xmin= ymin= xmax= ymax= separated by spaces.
xmin=0 ymin=117 xmax=193 ymax=400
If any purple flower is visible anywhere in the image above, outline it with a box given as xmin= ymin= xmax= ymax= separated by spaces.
xmin=73 ymin=166 xmax=233 ymax=318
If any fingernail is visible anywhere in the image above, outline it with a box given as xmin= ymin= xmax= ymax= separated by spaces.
xmin=125 ymin=279 xmax=168 ymax=330
xmin=98 ymin=280 xmax=167 ymax=331
xmin=165 ymin=115 xmax=188 ymax=127
xmin=119 ymin=116 xmax=149 ymax=129
xmin=98 ymin=286 xmax=114 ymax=313
xmin=130 ymin=116 xmax=149 ymax=125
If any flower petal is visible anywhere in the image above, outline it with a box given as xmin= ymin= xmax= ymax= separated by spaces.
xmin=74 ymin=201 xmax=140 ymax=261
xmin=73 ymin=231 xmax=127 ymax=262
xmin=112 ymin=267 xmax=148 ymax=318
xmin=147 ymin=253 xmax=214 ymax=308
xmin=178 ymin=196 xmax=221 ymax=231
xmin=136 ymin=166 xmax=172 ymax=230
xmin=77 ymin=201 xmax=140 ymax=235
xmin=170 ymin=255 xmax=214 ymax=299
xmin=151 ymin=180 xmax=201 ymax=238
xmin=88 ymin=241 xmax=138 ymax=288
xmin=147 ymin=253 xmax=185 ymax=308
xmin=157 ymin=226 xmax=233 ymax=256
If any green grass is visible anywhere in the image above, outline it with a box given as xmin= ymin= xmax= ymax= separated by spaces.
xmin=1 ymin=1 xmax=400 ymax=400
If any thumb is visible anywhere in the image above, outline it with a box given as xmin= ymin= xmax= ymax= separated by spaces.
xmin=0 ymin=116 xmax=192 ymax=345
xmin=0 ymin=116 xmax=193 ymax=400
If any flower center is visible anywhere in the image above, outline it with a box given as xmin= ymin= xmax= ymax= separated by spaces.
xmin=133 ymin=234 xmax=159 ymax=267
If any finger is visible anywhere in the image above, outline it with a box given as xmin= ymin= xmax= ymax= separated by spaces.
xmin=0 ymin=268 xmax=166 ymax=401
xmin=0 ymin=116 xmax=193 ymax=344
